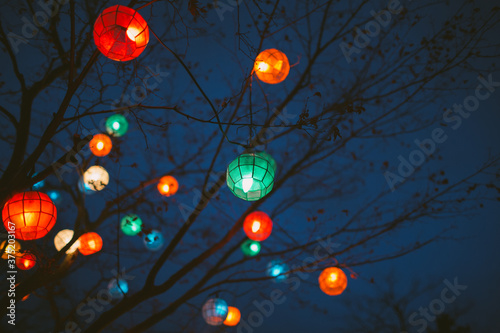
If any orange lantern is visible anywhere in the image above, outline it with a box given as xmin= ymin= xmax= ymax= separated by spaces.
xmin=2 ymin=191 xmax=57 ymax=240
xmin=318 ymin=267 xmax=348 ymax=296
xmin=243 ymin=211 xmax=273 ymax=241
xmin=93 ymin=5 xmax=150 ymax=62
xmin=157 ymin=175 xmax=179 ymax=197
xmin=254 ymin=49 xmax=290 ymax=84
xmin=89 ymin=134 xmax=112 ymax=157
xmin=223 ymin=306 xmax=241 ymax=326
xmin=78 ymin=232 xmax=103 ymax=256
xmin=16 ymin=252 xmax=37 ymax=270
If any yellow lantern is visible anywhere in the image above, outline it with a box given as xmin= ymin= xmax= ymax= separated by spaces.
xmin=83 ymin=165 xmax=109 ymax=191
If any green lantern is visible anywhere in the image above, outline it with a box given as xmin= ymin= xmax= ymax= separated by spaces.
xmin=120 ymin=214 xmax=142 ymax=236
xmin=256 ymin=151 xmax=277 ymax=173
xmin=106 ymin=114 xmax=129 ymax=137
xmin=227 ymin=153 xmax=276 ymax=201
xmin=241 ymin=239 xmax=261 ymax=256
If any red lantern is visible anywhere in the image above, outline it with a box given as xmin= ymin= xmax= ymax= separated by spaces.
xmin=16 ymin=252 xmax=37 ymax=270
xmin=78 ymin=232 xmax=103 ymax=256
xmin=93 ymin=5 xmax=149 ymax=62
xmin=2 ymin=191 xmax=57 ymax=240
xmin=223 ymin=306 xmax=241 ymax=326
xmin=318 ymin=267 xmax=348 ymax=296
xmin=254 ymin=49 xmax=290 ymax=84
xmin=243 ymin=211 xmax=272 ymax=241
xmin=89 ymin=134 xmax=112 ymax=157
xmin=157 ymin=175 xmax=179 ymax=197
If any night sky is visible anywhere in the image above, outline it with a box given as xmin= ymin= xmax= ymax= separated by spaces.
xmin=0 ymin=0 xmax=499 ymax=332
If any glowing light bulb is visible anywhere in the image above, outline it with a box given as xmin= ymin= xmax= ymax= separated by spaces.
xmin=89 ymin=240 xmax=96 ymax=249
xmin=112 ymin=121 xmax=120 ymax=130
xmin=258 ymin=62 xmax=270 ymax=72
xmin=242 ymin=178 xmax=253 ymax=193
xmin=126 ymin=27 xmax=140 ymax=41
xmin=329 ymin=273 xmax=338 ymax=282
xmin=251 ymin=221 xmax=260 ymax=233
xmin=250 ymin=244 xmax=259 ymax=252
xmin=272 ymin=268 xmax=281 ymax=276
xmin=96 ymin=141 xmax=104 ymax=150
xmin=162 ymin=184 xmax=170 ymax=193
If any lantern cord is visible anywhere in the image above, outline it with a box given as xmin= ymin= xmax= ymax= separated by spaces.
xmin=149 ymin=28 xmax=247 ymax=148
xmin=248 ymin=75 xmax=253 ymax=145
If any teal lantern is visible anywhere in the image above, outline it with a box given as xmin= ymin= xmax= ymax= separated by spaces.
xmin=226 ymin=153 xmax=276 ymax=201
xmin=120 ymin=214 xmax=143 ymax=236
xmin=256 ymin=151 xmax=277 ymax=173
xmin=108 ymin=278 xmax=129 ymax=299
xmin=267 ymin=260 xmax=289 ymax=282
xmin=105 ymin=114 xmax=129 ymax=137
xmin=241 ymin=239 xmax=261 ymax=257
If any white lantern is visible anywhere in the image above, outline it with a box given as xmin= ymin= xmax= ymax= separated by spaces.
xmin=54 ymin=229 xmax=80 ymax=253
xmin=83 ymin=165 xmax=109 ymax=191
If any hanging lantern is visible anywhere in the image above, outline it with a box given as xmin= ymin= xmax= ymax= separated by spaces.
xmin=241 ymin=239 xmax=261 ymax=257
xmin=16 ymin=252 xmax=36 ymax=270
xmin=83 ymin=166 xmax=109 ymax=191
xmin=46 ymin=190 xmax=62 ymax=205
xmin=1 ymin=240 xmax=21 ymax=260
xmin=157 ymin=175 xmax=178 ymax=197
xmin=2 ymin=191 xmax=57 ymax=240
xmin=120 ymin=214 xmax=143 ymax=236
xmin=108 ymin=278 xmax=129 ymax=299
xmin=226 ymin=153 xmax=275 ymax=201
xmin=93 ymin=5 xmax=150 ymax=62
xmin=143 ymin=230 xmax=164 ymax=251
xmin=78 ymin=232 xmax=103 ymax=256
xmin=54 ymin=229 xmax=80 ymax=254
xmin=266 ymin=260 xmax=289 ymax=282
xmin=202 ymin=298 xmax=228 ymax=326
xmin=256 ymin=151 xmax=277 ymax=173
xmin=254 ymin=49 xmax=290 ymax=84
xmin=318 ymin=267 xmax=348 ymax=296
xmin=89 ymin=134 xmax=112 ymax=157
xmin=223 ymin=306 xmax=241 ymax=326
xmin=243 ymin=211 xmax=273 ymax=241
xmin=105 ymin=114 xmax=129 ymax=137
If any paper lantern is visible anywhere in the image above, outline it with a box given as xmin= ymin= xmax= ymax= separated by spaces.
xmin=16 ymin=252 xmax=36 ymax=270
xmin=227 ymin=153 xmax=275 ymax=201
xmin=2 ymin=191 xmax=57 ymax=240
xmin=46 ymin=190 xmax=62 ymax=205
xmin=120 ymin=214 xmax=143 ymax=236
xmin=223 ymin=306 xmax=241 ymax=326
xmin=93 ymin=5 xmax=149 ymax=61
xmin=202 ymin=298 xmax=228 ymax=326
xmin=241 ymin=239 xmax=261 ymax=257
xmin=78 ymin=232 xmax=103 ymax=256
xmin=108 ymin=278 xmax=128 ymax=299
xmin=89 ymin=134 xmax=112 ymax=157
xmin=157 ymin=175 xmax=178 ymax=197
xmin=106 ymin=114 xmax=129 ymax=137
xmin=143 ymin=230 xmax=164 ymax=251
xmin=1 ymin=240 xmax=21 ymax=259
xmin=243 ymin=211 xmax=272 ymax=241
xmin=267 ymin=260 xmax=289 ymax=282
xmin=83 ymin=166 xmax=109 ymax=191
xmin=54 ymin=229 xmax=80 ymax=254
xmin=256 ymin=151 xmax=277 ymax=173
xmin=254 ymin=49 xmax=290 ymax=84
xmin=318 ymin=267 xmax=348 ymax=296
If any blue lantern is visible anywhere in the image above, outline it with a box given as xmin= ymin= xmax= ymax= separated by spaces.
xmin=266 ymin=260 xmax=289 ymax=282
xmin=108 ymin=278 xmax=129 ymax=299
xmin=143 ymin=230 xmax=164 ymax=251
xmin=202 ymin=298 xmax=228 ymax=326
xmin=78 ymin=178 xmax=95 ymax=195
xmin=46 ymin=190 xmax=62 ymax=205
